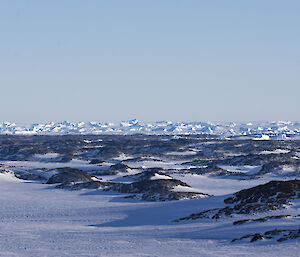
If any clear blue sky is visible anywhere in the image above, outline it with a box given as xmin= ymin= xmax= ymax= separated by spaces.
xmin=0 ymin=1 xmax=299 ymax=123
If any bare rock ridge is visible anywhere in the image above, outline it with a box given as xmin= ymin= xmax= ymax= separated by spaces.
xmin=108 ymin=176 xmax=211 ymax=201
xmin=46 ymin=168 xmax=94 ymax=184
xmin=175 ymin=180 xmax=300 ymax=220
xmin=224 ymin=179 xmax=300 ymax=206
xmin=231 ymin=228 xmax=300 ymax=243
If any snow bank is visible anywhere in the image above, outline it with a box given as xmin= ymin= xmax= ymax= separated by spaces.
xmin=150 ymin=174 xmax=172 ymax=180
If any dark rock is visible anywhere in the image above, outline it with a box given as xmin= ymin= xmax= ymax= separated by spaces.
xmin=89 ymin=159 xmax=104 ymax=164
xmin=233 ymin=214 xmax=292 ymax=225
xmin=46 ymin=168 xmax=93 ymax=184
xmin=125 ymin=168 xmax=169 ymax=181
xmin=109 ymin=178 xmax=211 ymax=201
xmin=55 ymin=181 xmax=112 ymax=190
xmin=109 ymin=163 xmax=130 ymax=173
xmin=15 ymin=173 xmax=45 ymax=181
xmin=176 ymin=180 xmax=300 ymax=221
xmin=231 ymin=228 xmax=300 ymax=243
xmin=187 ymin=165 xmax=241 ymax=177
xmin=250 ymin=234 xmax=264 ymax=242
xmin=224 ymin=180 xmax=300 ymax=205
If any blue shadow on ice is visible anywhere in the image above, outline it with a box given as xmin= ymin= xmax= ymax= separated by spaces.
xmin=90 ymin=195 xmax=227 ymax=227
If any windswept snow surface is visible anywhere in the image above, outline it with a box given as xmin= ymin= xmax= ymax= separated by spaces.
xmin=260 ymin=149 xmax=290 ymax=155
xmin=32 ymin=153 xmax=62 ymax=161
xmin=171 ymin=185 xmax=203 ymax=193
xmin=0 ymin=179 xmax=299 ymax=257
xmin=172 ymin=173 xmax=270 ymax=196
xmin=150 ymin=174 xmax=173 ymax=180
xmin=0 ymin=171 xmax=20 ymax=182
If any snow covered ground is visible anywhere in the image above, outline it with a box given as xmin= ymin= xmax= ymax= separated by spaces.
xmin=0 ymin=174 xmax=299 ymax=257
xmin=0 ymin=135 xmax=299 ymax=256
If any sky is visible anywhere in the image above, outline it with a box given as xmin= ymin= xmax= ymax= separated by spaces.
xmin=0 ymin=1 xmax=299 ymax=123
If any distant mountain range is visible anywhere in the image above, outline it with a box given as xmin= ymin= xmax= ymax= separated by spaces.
xmin=0 ymin=119 xmax=300 ymax=138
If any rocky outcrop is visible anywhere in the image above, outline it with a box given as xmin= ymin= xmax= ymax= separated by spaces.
xmin=231 ymin=228 xmax=300 ymax=243
xmin=108 ymin=163 xmax=131 ymax=173
xmin=108 ymin=175 xmax=210 ymax=201
xmin=233 ymin=214 xmax=300 ymax=225
xmin=89 ymin=159 xmax=104 ymax=164
xmin=258 ymin=160 xmax=300 ymax=176
xmin=46 ymin=168 xmax=93 ymax=184
xmin=124 ymin=168 xmax=170 ymax=181
xmin=224 ymin=179 xmax=300 ymax=206
xmin=175 ymin=180 xmax=300 ymax=221
xmin=55 ymin=180 xmax=112 ymax=190
xmin=186 ymin=165 xmax=242 ymax=177
xmin=15 ymin=172 xmax=46 ymax=181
